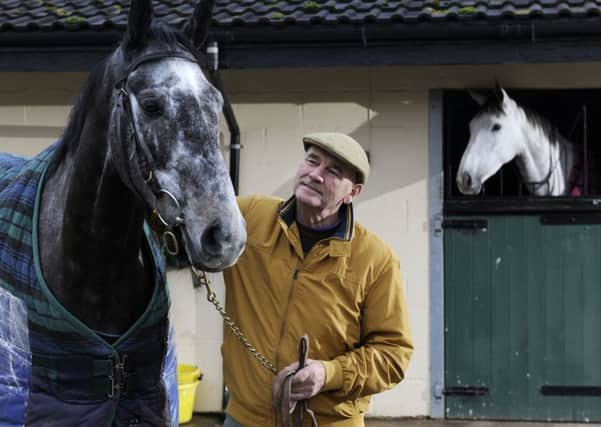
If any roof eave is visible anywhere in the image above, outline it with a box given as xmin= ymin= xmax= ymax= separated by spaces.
xmin=213 ymin=19 xmax=601 ymax=68
xmin=2 ymin=18 xmax=601 ymax=71
xmin=211 ymin=18 xmax=601 ymax=44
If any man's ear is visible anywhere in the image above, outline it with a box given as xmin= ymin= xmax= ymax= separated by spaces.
xmin=344 ymin=183 xmax=363 ymax=204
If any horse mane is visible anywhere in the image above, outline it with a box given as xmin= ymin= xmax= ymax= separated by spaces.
xmin=522 ymin=106 xmax=564 ymax=147
xmin=124 ymin=21 xmax=199 ymax=55
xmin=476 ymin=96 xmax=504 ymax=116
xmin=475 ymin=93 xmax=563 ymax=147
xmin=49 ymin=22 xmax=203 ymax=173
xmin=50 ymin=58 xmax=109 ymax=172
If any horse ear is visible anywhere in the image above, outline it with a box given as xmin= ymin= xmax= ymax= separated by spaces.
xmin=468 ymin=89 xmax=487 ymax=106
xmin=126 ymin=0 xmax=153 ymax=47
xmin=184 ymin=0 xmax=215 ymax=47
xmin=494 ymin=82 xmax=506 ymax=102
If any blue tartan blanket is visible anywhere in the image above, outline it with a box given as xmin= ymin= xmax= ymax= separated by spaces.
xmin=0 ymin=143 xmax=178 ymax=427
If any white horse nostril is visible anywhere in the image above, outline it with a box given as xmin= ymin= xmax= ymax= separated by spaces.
xmin=463 ymin=172 xmax=472 ymax=188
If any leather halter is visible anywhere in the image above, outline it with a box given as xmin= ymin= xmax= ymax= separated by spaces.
xmin=111 ymin=51 xmax=199 ymax=254
xmin=520 ymin=139 xmax=564 ymax=195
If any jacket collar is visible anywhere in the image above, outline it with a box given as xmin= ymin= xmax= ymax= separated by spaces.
xmin=278 ymin=196 xmax=354 ymax=241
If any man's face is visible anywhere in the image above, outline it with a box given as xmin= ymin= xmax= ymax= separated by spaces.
xmin=294 ymin=146 xmax=361 ymax=214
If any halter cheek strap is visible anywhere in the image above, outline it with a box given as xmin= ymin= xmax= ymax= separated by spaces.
xmin=111 ymin=51 xmax=199 ymax=254
xmin=110 ymin=91 xmax=158 ymax=211
xmin=521 ymin=140 xmax=563 ymax=195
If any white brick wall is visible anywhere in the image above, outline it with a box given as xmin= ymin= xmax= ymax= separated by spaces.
xmin=3 ymin=63 xmax=601 ymax=417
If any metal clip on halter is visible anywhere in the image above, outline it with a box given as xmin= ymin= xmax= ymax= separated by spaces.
xmin=154 ymin=189 xmax=185 ymax=256
xmin=162 ymin=231 xmax=180 ymax=256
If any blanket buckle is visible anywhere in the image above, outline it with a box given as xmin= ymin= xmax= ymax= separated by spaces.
xmin=107 ymin=355 xmax=129 ymax=399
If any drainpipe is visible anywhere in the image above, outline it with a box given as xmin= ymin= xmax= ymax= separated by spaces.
xmin=206 ymin=41 xmax=241 ymax=195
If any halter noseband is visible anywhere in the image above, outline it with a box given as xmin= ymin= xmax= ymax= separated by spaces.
xmin=112 ymin=51 xmax=199 ymax=255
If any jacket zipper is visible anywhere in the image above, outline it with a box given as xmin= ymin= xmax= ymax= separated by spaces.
xmin=272 ymin=263 xmax=301 ymax=427
xmin=274 ymin=263 xmax=301 ymax=368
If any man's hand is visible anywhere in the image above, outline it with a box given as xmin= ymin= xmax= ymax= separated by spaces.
xmin=272 ymin=359 xmax=326 ymax=411
xmin=288 ymin=359 xmax=326 ymax=400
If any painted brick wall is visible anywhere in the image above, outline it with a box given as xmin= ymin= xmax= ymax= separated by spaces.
xmin=0 ymin=73 xmax=85 ymax=155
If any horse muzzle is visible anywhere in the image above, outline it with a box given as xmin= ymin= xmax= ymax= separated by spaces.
xmin=183 ymin=217 xmax=247 ymax=272
xmin=456 ymin=171 xmax=482 ymax=195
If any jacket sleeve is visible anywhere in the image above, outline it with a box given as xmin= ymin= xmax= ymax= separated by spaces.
xmin=320 ymin=253 xmax=414 ymax=399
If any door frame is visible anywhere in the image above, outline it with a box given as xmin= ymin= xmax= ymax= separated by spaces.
xmin=428 ymin=89 xmax=445 ymax=418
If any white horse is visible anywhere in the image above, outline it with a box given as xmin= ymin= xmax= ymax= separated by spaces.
xmin=456 ymin=86 xmax=580 ymax=196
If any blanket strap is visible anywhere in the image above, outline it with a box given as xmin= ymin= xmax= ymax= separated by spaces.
xmin=31 ymin=353 xmax=160 ymax=400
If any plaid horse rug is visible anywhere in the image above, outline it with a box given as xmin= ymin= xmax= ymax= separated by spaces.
xmin=0 ymin=143 xmax=178 ymax=427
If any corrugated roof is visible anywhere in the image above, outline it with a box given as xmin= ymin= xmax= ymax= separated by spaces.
xmin=1 ymin=0 xmax=600 ymax=32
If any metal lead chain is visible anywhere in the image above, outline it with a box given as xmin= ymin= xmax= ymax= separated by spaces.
xmin=191 ymin=266 xmax=278 ymax=374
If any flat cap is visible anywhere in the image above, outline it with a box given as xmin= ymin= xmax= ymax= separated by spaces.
xmin=302 ymin=132 xmax=370 ymax=184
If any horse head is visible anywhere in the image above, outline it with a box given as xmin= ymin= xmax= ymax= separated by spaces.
xmin=457 ymin=85 xmax=526 ymax=195
xmin=107 ymin=0 xmax=246 ymax=271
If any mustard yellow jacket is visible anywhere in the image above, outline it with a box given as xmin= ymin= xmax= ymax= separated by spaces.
xmin=223 ymin=196 xmax=413 ymax=427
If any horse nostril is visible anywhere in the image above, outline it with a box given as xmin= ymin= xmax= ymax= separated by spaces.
xmin=463 ymin=172 xmax=472 ymax=188
xmin=201 ymin=223 xmax=231 ymax=255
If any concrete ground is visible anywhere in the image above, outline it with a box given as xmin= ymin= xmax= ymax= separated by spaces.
xmin=186 ymin=413 xmax=601 ymax=426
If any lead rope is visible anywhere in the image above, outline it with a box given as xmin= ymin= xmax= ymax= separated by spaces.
xmin=190 ymin=266 xmax=278 ymax=374
xmin=190 ymin=267 xmax=319 ymax=426
xmin=279 ymin=335 xmax=319 ymax=427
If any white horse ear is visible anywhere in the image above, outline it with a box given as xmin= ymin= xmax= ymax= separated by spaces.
xmin=499 ymin=88 xmax=514 ymax=110
xmin=468 ymin=89 xmax=487 ymax=106
xmin=126 ymin=0 xmax=153 ymax=47
xmin=185 ymin=0 xmax=215 ymax=47
xmin=494 ymin=82 xmax=507 ymax=102
xmin=501 ymin=88 xmax=509 ymax=102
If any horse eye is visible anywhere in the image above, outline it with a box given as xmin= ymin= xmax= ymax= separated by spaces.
xmin=140 ymin=100 xmax=163 ymax=117
xmin=492 ymin=123 xmax=501 ymax=132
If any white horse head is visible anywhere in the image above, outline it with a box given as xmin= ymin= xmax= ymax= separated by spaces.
xmin=456 ymin=85 xmax=572 ymax=196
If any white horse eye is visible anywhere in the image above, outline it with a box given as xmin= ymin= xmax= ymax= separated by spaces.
xmin=492 ymin=123 xmax=501 ymax=132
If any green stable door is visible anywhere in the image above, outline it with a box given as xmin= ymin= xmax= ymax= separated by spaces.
xmin=444 ymin=215 xmax=601 ymax=421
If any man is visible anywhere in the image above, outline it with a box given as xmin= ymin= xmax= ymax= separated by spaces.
xmin=223 ymin=133 xmax=414 ymax=426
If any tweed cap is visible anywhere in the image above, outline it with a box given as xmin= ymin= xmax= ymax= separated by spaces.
xmin=302 ymin=132 xmax=370 ymax=184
